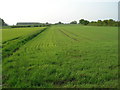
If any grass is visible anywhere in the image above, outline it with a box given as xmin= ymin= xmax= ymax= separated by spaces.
xmin=2 ymin=27 xmax=46 ymax=58
xmin=2 ymin=27 xmax=46 ymax=42
xmin=2 ymin=25 xmax=118 ymax=88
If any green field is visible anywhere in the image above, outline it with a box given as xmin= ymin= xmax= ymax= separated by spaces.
xmin=2 ymin=25 xmax=118 ymax=88
xmin=2 ymin=27 xmax=46 ymax=42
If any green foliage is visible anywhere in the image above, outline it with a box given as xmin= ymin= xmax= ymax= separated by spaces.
xmin=58 ymin=22 xmax=63 ymax=24
xmin=79 ymin=19 xmax=89 ymax=25
xmin=88 ymin=19 xmax=118 ymax=26
xmin=3 ymin=25 xmax=118 ymax=88
xmin=55 ymin=22 xmax=64 ymax=25
xmin=70 ymin=21 xmax=77 ymax=24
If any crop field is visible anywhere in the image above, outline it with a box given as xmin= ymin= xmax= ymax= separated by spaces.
xmin=2 ymin=25 xmax=118 ymax=88
xmin=2 ymin=27 xmax=46 ymax=42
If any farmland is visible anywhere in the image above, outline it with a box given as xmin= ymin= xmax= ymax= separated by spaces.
xmin=2 ymin=25 xmax=118 ymax=88
xmin=2 ymin=27 xmax=46 ymax=42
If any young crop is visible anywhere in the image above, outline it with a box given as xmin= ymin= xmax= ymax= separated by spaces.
xmin=2 ymin=25 xmax=118 ymax=88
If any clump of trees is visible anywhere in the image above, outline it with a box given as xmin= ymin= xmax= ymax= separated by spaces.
xmin=79 ymin=19 xmax=89 ymax=25
xmin=78 ymin=19 xmax=118 ymax=26
xmin=54 ymin=19 xmax=118 ymax=26
xmin=88 ymin=19 xmax=118 ymax=26
xmin=55 ymin=22 xmax=64 ymax=25
xmin=70 ymin=21 xmax=77 ymax=24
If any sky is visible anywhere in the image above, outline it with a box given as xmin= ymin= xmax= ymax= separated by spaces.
xmin=0 ymin=0 xmax=119 ymax=25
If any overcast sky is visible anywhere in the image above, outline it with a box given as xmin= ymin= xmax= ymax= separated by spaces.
xmin=0 ymin=0 xmax=119 ymax=25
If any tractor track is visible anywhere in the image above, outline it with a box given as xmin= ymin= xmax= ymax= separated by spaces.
xmin=61 ymin=28 xmax=93 ymax=41
xmin=59 ymin=29 xmax=79 ymax=41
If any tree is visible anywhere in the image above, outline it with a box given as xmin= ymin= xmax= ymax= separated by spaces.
xmin=46 ymin=22 xmax=49 ymax=25
xmin=55 ymin=21 xmax=63 ymax=25
xmin=79 ymin=19 xmax=89 ymax=25
xmin=79 ymin=19 xmax=85 ymax=24
xmin=89 ymin=19 xmax=118 ymax=26
xmin=97 ymin=20 xmax=103 ymax=26
xmin=108 ymin=19 xmax=114 ymax=26
xmin=70 ymin=21 xmax=77 ymax=24
xmin=58 ymin=22 xmax=62 ymax=24
xmin=103 ymin=20 xmax=109 ymax=26
xmin=84 ymin=20 xmax=89 ymax=25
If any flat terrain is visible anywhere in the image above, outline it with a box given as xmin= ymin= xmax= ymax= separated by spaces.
xmin=2 ymin=25 xmax=118 ymax=88
xmin=2 ymin=27 xmax=46 ymax=42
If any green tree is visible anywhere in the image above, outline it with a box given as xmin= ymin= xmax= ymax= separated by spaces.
xmin=79 ymin=19 xmax=89 ymax=25
xmin=46 ymin=22 xmax=49 ymax=25
xmin=70 ymin=21 xmax=77 ymax=24
xmin=103 ymin=20 xmax=109 ymax=26
xmin=97 ymin=20 xmax=103 ymax=26
xmin=89 ymin=19 xmax=118 ymax=26
xmin=58 ymin=22 xmax=63 ymax=24
xmin=79 ymin=19 xmax=84 ymax=24
xmin=108 ymin=19 xmax=114 ymax=26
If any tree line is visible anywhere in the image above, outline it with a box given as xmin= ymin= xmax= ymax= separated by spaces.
xmin=56 ymin=19 xmax=118 ymax=26
xmin=1 ymin=18 xmax=119 ymax=28
xmin=69 ymin=19 xmax=118 ymax=26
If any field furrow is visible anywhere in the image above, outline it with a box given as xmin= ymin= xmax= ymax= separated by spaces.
xmin=59 ymin=29 xmax=79 ymax=41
